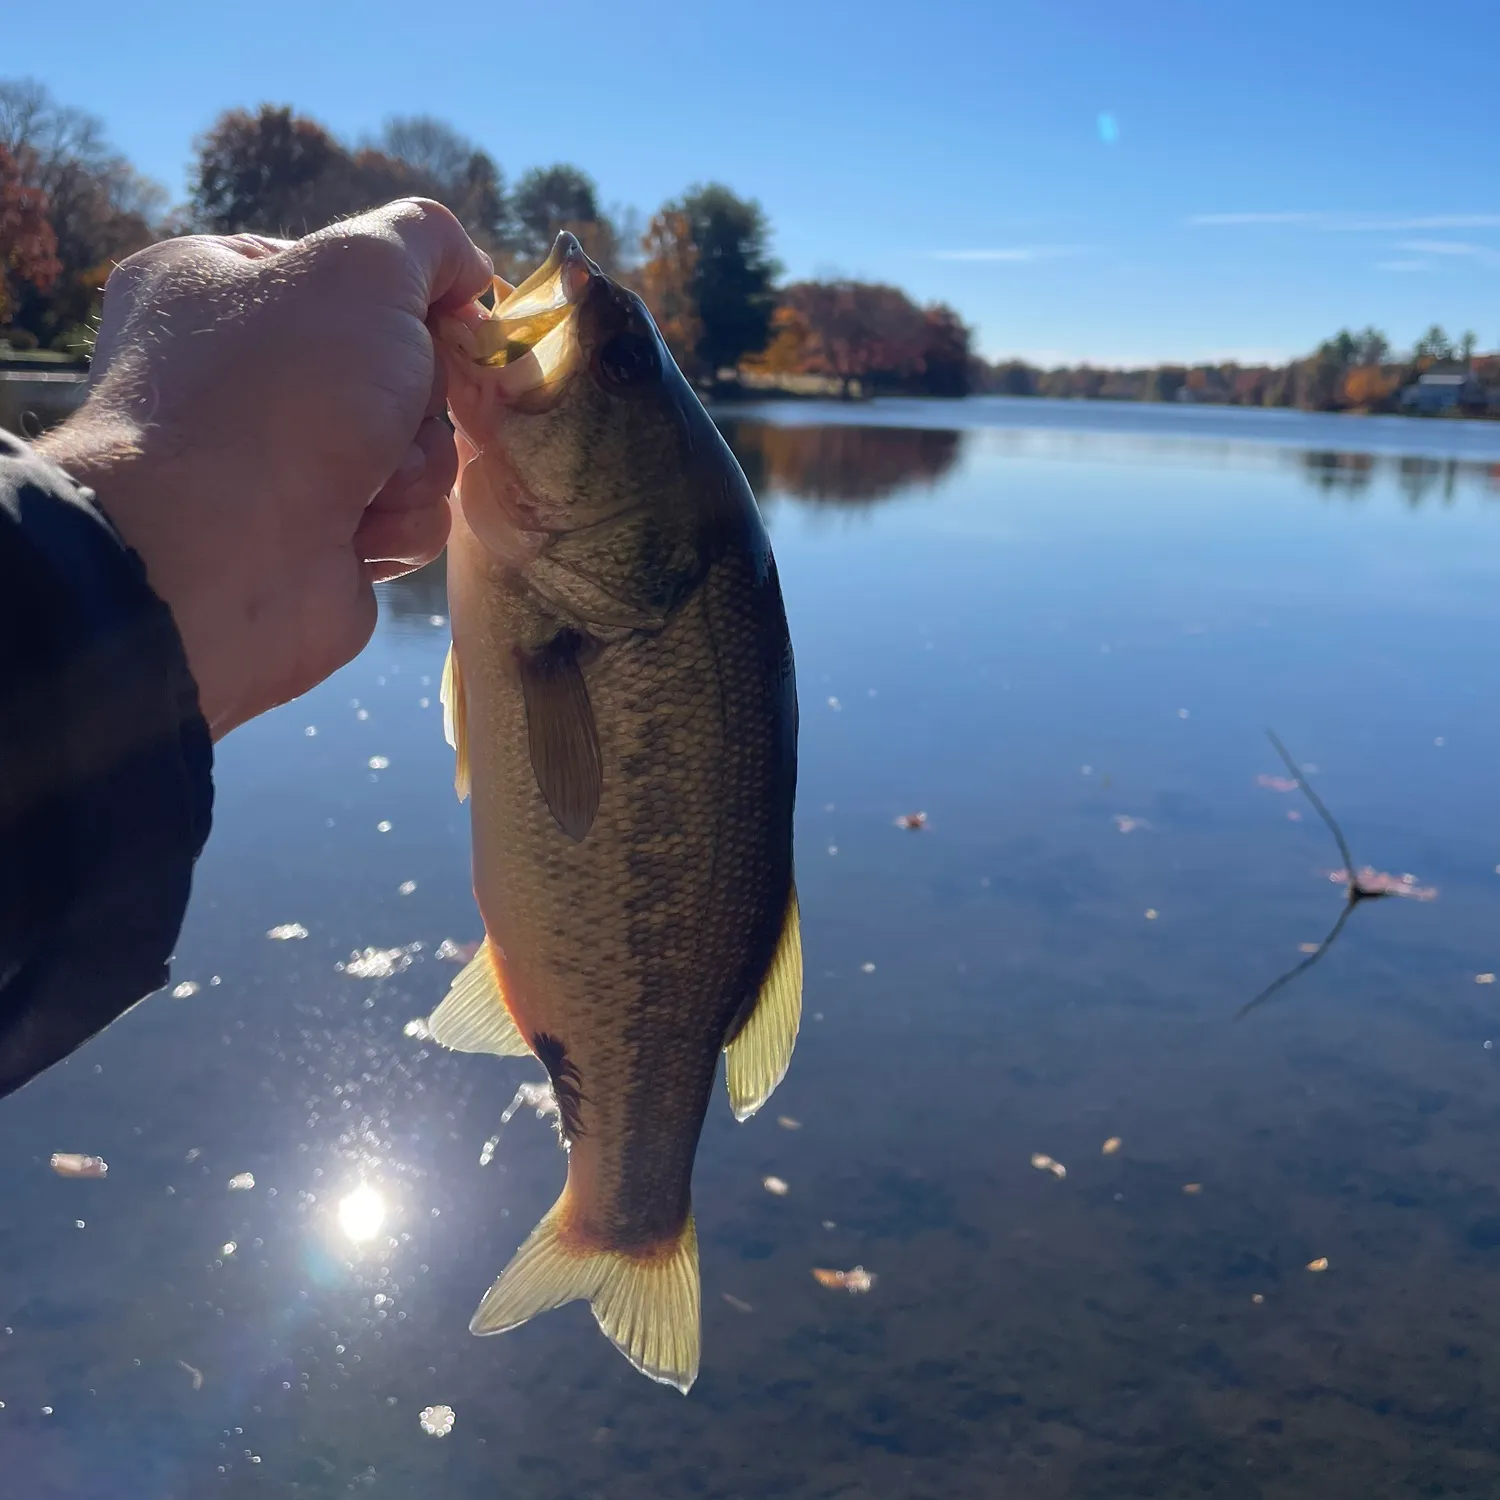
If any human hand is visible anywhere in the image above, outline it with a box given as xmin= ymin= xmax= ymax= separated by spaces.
xmin=39 ymin=199 xmax=493 ymax=739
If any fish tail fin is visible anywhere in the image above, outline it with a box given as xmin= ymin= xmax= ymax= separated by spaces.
xmin=470 ymin=1189 xmax=700 ymax=1393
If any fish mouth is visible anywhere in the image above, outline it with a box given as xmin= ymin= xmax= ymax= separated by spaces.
xmin=444 ymin=232 xmax=596 ymax=403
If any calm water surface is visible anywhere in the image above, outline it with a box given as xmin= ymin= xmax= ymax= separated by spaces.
xmin=5 ymin=398 xmax=1500 ymax=1498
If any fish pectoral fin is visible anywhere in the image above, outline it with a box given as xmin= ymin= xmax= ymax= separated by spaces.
xmin=518 ymin=631 xmax=602 ymax=842
xmin=426 ymin=943 xmax=531 ymax=1057
xmin=724 ymin=884 xmax=803 ymax=1121
xmin=440 ymin=643 xmax=471 ymax=802
xmin=471 ymin=1190 xmax=700 ymax=1394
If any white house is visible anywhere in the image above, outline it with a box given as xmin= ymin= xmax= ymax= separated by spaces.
xmin=1400 ymin=371 xmax=1485 ymax=413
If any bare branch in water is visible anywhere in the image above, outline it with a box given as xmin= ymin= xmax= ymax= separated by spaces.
xmin=1265 ymin=729 xmax=1355 ymax=877
xmin=1238 ymin=730 xmax=1391 ymax=1021
xmin=1238 ymin=894 xmax=1358 ymax=1020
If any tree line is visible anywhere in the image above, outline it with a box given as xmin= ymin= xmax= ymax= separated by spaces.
xmin=5 ymin=78 xmax=1494 ymax=414
xmin=0 ymin=81 xmax=973 ymax=395
xmin=979 ymin=324 xmax=1498 ymax=415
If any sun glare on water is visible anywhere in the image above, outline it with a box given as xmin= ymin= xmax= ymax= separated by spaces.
xmin=337 ymin=1183 xmax=387 ymax=1243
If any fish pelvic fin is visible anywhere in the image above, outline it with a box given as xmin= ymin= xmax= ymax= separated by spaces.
xmin=471 ymin=1192 xmax=701 ymax=1394
xmin=440 ymin=643 xmax=471 ymax=802
xmin=427 ymin=942 xmax=531 ymax=1058
xmin=724 ymin=883 xmax=803 ymax=1122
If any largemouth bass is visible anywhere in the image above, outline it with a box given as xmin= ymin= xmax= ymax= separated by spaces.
xmin=427 ymin=232 xmax=800 ymax=1392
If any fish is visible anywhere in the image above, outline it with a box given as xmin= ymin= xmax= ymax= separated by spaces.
xmin=427 ymin=233 xmax=800 ymax=1392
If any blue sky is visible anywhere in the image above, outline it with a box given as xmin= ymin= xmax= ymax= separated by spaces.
xmin=11 ymin=0 xmax=1499 ymax=364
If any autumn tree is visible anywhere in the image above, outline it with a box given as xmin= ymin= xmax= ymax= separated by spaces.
xmin=743 ymin=305 xmax=813 ymax=376
xmin=1343 ymin=365 xmax=1398 ymax=409
xmin=0 ymin=142 xmax=61 ymax=327
xmin=636 ymin=209 xmax=702 ymax=377
xmin=670 ymin=184 xmax=778 ymax=377
xmin=779 ymin=279 xmax=931 ymax=397
xmin=374 ymin=116 xmax=508 ymax=251
xmin=189 ymin=105 xmax=349 ymax=233
xmin=509 ymin=163 xmax=622 ymax=271
xmin=0 ymin=78 xmax=165 ymax=348
xmin=919 ymin=304 xmax=973 ymax=396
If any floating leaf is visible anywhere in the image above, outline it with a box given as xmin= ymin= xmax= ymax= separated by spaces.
xmin=1256 ymin=775 xmax=1300 ymax=793
xmin=50 ymin=1153 xmax=107 ymax=1179
xmin=812 ymin=1266 xmax=875 ymax=1293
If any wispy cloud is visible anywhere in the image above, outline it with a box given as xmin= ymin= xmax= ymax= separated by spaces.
xmin=929 ymin=245 xmax=1087 ymax=262
xmin=1187 ymin=212 xmax=1315 ymax=226
xmin=1189 ymin=212 xmax=1500 ymax=231
xmin=1398 ymin=239 xmax=1479 ymax=255
xmin=1375 ymin=259 xmax=1429 ymax=273
xmin=1395 ymin=239 xmax=1500 ymax=267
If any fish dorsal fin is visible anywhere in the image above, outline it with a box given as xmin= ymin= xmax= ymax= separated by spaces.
xmin=440 ymin=643 xmax=471 ymax=802
xmin=427 ymin=942 xmax=531 ymax=1057
xmin=517 ymin=631 xmax=602 ymax=842
xmin=470 ymin=1188 xmax=700 ymax=1393
xmin=724 ymin=885 xmax=802 ymax=1121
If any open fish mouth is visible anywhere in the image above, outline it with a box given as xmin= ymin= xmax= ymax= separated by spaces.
xmin=445 ymin=232 xmax=596 ymax=401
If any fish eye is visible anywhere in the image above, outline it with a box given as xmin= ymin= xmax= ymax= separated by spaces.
xmin=596 ymin=331 xmax=660 ymax=388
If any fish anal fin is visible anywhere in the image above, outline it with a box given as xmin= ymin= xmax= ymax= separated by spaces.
xmin=440 ymin=643 xmax=471 ymax=802
xmin=724 ymin=885 xmax=803 ymax=1122
xmin=470 ymin=1190 xmax=700 ymax=1393
xmin=426 ymin=942 xmax=530 ymax=1057
xmin=517 ymin=631 xmax=602 ymax=842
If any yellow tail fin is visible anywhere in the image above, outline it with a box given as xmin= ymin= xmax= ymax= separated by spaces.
xmin=470 ymin=1192 xmax=700 ymax=1393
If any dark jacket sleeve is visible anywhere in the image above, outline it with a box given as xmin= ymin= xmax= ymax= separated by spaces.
xmin=0 ymin=431 xmax=213 ymax=1099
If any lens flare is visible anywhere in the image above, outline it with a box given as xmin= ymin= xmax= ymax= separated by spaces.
xmin=337 ymin=1183 xmax=386 ymax=1243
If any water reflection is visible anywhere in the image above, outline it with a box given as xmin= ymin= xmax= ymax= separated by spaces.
xmin=377 ymin=558 xmax=449 ymax=634
xmin=1299 ymin=448 xmax=1500 ymax=506
xmin=1300 ymin=450 xmax=1376 ymax=495
xmin=717 ymin=418 xmax=963 ymax=505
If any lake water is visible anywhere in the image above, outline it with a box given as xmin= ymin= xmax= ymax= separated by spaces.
xmin=5 ymin=396 xmax=1500 ymax=1498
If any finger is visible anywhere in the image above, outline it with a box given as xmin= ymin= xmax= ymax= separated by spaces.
xmin=354 ymin=493 xmax=452 ymax=568
xmin=366 ymin=557 xmax=432 ymax=585
xmin=426 ymin=354 xmax=448 ymax=421
xmin=306 ymin=198 xmax=493 ymax=319
xmin=381 ymin=414 xmax=458 ymax=500
xmin=217 ymin=233 xmax=296 ymax=260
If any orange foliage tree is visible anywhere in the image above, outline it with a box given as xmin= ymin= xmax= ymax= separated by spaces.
xmin=743 ymin=305 xmax=813 ymax=375
xmin=1343 ymin=365 xmax=1399 ymax=409
xmin=770 ymin=280 xmax=971 ymax=396
xmin=778 ymin=280 xmax=926 ymax=396
xmin=637 ymin=209 xmax=702 ymax=377
xmin=0 ymin=142 xmax=61 ymax=325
